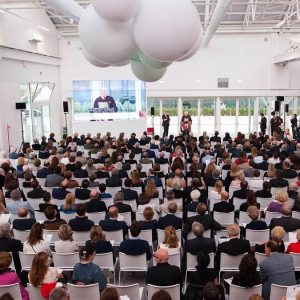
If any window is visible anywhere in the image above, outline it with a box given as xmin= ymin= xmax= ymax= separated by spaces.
xmin=200 ymin=98 xmax=215 ymax=135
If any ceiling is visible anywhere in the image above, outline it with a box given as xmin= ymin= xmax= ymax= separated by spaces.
xmin=1 ymin=0 xmax=300 ymax=36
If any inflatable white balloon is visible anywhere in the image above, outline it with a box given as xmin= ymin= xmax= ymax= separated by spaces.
xmin=112 ymin=60 xmax=131 ymax=67
xmin=177 ymin=36 xmax=202 ymax=61
xmin=79 ymin=5 xmax=137 ymax=65
xmin=82 ymin=48 xmax=110 ymax=67
xmin=138 ymin=51 xmax=172 ymax=69
xmin=133 ymin=0 xmax=201 ymax=62
xmin=92 ymin=0 xmax=141 ymax=22
xmin=131 ymin=57 xmax=167 ymax=82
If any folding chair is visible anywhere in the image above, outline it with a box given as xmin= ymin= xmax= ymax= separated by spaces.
xmin=129 ymin=229 xmax=153 ymax=247
xmin=213 ymin=211 xmax=235 ymax=226
xmin=233 ymin=197 xmax=246 ymax=210
xmin=67 ymin=283 xmax=100 ymax=300
xmin=289 ymin=252 xmax=300 ymax=271
xmin=229 ymin=284 xmax=262 ymax=300
xmin=265 ymin=211 xmax=282 ymax=225
xmin=19 ymin=252 xmax=35 ymax=271
xmin=269 ymin=284 xmax=300 ymax=300
xmin=27 ymin=283 xmax=44 ymax=300
xmin=52 ymin=252 xmax=78 ymax=271
xmin=0 ymin=283 xmax=22 ymax=300
xmin=72 ymin=231 xmax=91 ymax=245
xmin=147 ymin=284 xmax=180 ymax=300
xmin=219 ymin=253 xmax=246 ymax=282
xmin=86 ymin=212 xmax=106 ymax=223
xmin=238 ymin=211 xmax=252 ymax=224
xmin=257 ymin=197 xmax=272 ymax=211
xmin=245 ymin=229 xmax=270 ymax=245
xmin=119 ymin=252 xmax=147 ymax=284
xmin=28 ymin=198 xmax=44 ymax=211
xmin=13 ymin=230 xmax=30 ymax=243
xmin=119 ymin=212 xmax=132 ymax=226
xmin=108 ymin=283 xmax=144 ymax=300
xmin=94 ymin=252 xmax=118 ymax=283
xmin=104 ymin=230 xmax=123 ymax=246
xmin=123 ymin=199 xmax=137 ymax=212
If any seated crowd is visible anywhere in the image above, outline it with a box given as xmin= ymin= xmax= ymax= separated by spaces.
xmin=0 ymin=129 xmax=299 ymax=300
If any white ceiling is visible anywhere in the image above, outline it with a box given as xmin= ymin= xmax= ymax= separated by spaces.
xmin=1 ymin=0 xmax=300 ymax=36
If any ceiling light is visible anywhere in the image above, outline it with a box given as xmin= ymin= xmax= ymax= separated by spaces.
xmin=38 ymin=25 xmax=50 ymax=32
xmin=159 ymin=80 xmax=164 ymax=83
xmin=237 ymin=79 xmax=243 ymax=83
xmin=196 ymin=80 xmax=202 ymax=83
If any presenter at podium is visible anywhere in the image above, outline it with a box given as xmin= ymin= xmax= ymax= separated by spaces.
xmin=181 ymin=111 xmax=192 ymax=135
xmin=93 ymin=87 xmax=117 ymax=112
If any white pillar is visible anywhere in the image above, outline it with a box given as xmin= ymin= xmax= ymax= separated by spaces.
xmin=159 ymin=99 xmax=163 ymax=136
xmin=178 ymin=97 xmax=183 ymax=134
xmin=253 ymin=97 xmax=259 ymax=133
xmin=235 ymin=98 xmax=239 ymax=135
xmin=215 ymin=97 xmax=221 ymax=132
xmin=198 ymin=99 xmax=201 ymax=136
xmin=266 ymin=97 xmax=272 ymax=135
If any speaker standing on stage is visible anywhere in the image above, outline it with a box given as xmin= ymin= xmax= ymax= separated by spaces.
xmin=93 ymin=87 xmax=117 ymax=112
xmin=162 ymin=111 xmax=170 ymax=138
xmin=260 ymin=113 xmax=267 ymax=135
xmin=181 ymin=111 xmax=192 ymax=134
xmin=291 ymin=114 xmax=298 ymax=139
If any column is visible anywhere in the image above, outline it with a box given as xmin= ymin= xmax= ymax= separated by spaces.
xmin=198 ymin=99 xmax=201 ymax=136
xmin=266 ymin=97 xmax=272 ymax=135
xmin=178 ymin=97 xmax=183 ymax=133
xmin=235 ymin=98 xmax=239 ymax=135
xmin=253 ymin=97 xmax=259 ymax=133
xmin=159 ymin=99 xmax=163 ymax=136
xmin=215 ymin=97 xmax=221 ymax=132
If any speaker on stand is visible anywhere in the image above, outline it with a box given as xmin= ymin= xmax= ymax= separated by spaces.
xmin=150 ymin=107 xmax=155 ymax=136
xmin=15 ymin=102 xmax=27 ymax=152
xmin=63 ymin=101 xmax=69 ymax=135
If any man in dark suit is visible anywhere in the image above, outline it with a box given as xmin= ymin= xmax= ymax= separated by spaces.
xmin=36 ymin=161 xmax=53 ymax=178
xmin=45 ymin=166 xmax=64 ymax=187
xmin=52 ymin=180 xmax=70 ymax=200
xmin=146 ymin=248 xmax=182 ymax=289
xmin=93 ymin=88 xmax=117 ymax=112
xmin=75 ymin=179 xmax=91 ymax=200
xmin=155 ymin=151 xmax=169 ymax=165
xmin=269 ymin=205 xmax=300 ymax=232
xmin=183 ymin=189 xmax=200 ymax=220
xmin=256 ymin=181 xmax=273 ymax=199
xmin=231 ymin=181 xmax=251 ymax=201
xmin=73 ymin=161 xmax=88 ymax=178
xmin=119 ymin=179 xmax=138 ymax=203
xmin=216 ymin=224 xmax=251 ymax=267
xmin=43 ymin=205 xmax=66 ymax=230
xmin=157 ymin=202 xmax=182 ymax=230
xmin=85 ymin=190 xmax=107 ymax=213
xmin=12 ymin=208 xmax=36 ymax=230
xmin=68 ymin=203 xmax=94 ymax=231
xmin=183 ymin=203 xmax=222 ymax=239
xmin=106 ymin=169 xmax=122 ymax=187
xmin=254 ymin=154 xmax=269 ymax=171
xmin=110 ymin=191 xmax=133 ymax=220
xmin=99 ymin=206 xmax=128 ymax=238
xmin=213 ymin=191 xmax=234 ymax=213
xmin=260 ymin=113 xmax=267 ymax=135
xmin=269 ymin=169 xmax=289 ymax=188
xmin=27 ymin=179 xmax=46 ymax=199
xmin=282 ymin=160 xmax=297 ymax=179
xmin=162 ymin=111 xmax=170 ymax=138
xmin=119 ymin=221 xmax=152 ymax=261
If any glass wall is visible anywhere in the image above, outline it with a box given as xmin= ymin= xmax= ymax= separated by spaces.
xmin=200 ymin=98 xmax=215 ymax=135
xmin=238 ymin=97 xmax=254 ymax=134
xmin=147 ymin=98 xmax=161 ymax=135
xmin=220 ymin=98 xmax=236 ymax=136
xmin=162 ymin=98 xmax=178 ymax=136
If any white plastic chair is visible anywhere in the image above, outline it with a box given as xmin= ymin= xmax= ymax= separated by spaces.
xmin=0 ymin=283 xmax=22 ymax=300
xmin=44 ymin=230 xmax=59 ymax=243
xmin=27 ymin=283 xmax=44 ymax=300
xmin=265 ymin=211 xmax=282 ymax=225
xmin=238 ymin=211 xmax=252 ymax=224
xmin=94 ymin=252 xmax=118 ymax=283
xmin=257 ymin=197 xmax=272 ymax=211
xmin=292 ymin=211 xmax=300 ymax=219
xmin=52 ymin=252 xmax=78 ymax=271
xmin=271 ymin=186 xmax=288 ymax=197
xmin=289 ymin=252 xmax=300 ymax=271
xmin=102 ymin=197 xmax=114 ymax=208
xmin=35 ymin=211 xmax=47 ymax=222
xmin=147 ymin=284 xmax=180 ymax=300
xmin=13 ymin=230 xmax=30 ymax=243
xmin=187 ymin=211 xmax=198 ymax=218
xmin=123 ymin=199 xmax=137 ymax=212
xmin=72 ymin=231 xmax=91 ymax=245
xmin=104 ymin=230 xmax=123 ymax=246
xmin=219 ymin=253 xmax=246 ymax=281
xmin=129 ymin=186 xmax=142 ymax=195
xmin=106 ymin=187 xmax=121 ymax=198
xmin=245 ymin=229 xmax=270 ymax=245
xmin=129 ymin=229 xmax=153 ymax=247
xmin=119 ymin=212 xmax=132 ymax=226
xmin=19 ymin=252 xmax=35 ymax=270
xmin=269 ymin=284 xmax=300 ymax=300
xmin=119 ymin=252 xmax=147 ymax=284
xmin=28 ymin=198 xmax=44 ymax=211
xmin=233 ymin=197 xmax=246 ymax=210
xmin=255 ymin=252 xmax=267 ymax=268
xmin=213 ymin=211 xmax=235 ymax=226
xmin=67 ymin=283 xmax=100 ymax=300
xmin=86 ymin=212 xmax=106 ymax=223
xmin=229 ymin=186 xmax=240 ymax=199
xmin=108 ymin=283 xmax=144 ymax=300
xmin=229 ymin=284 xmax=262 ymax=300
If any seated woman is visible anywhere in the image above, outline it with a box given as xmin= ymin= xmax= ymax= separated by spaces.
xmin=85 ymin=225 xmax=113 ymax=254
xmin=101 ymin=287 xmax=120 ymax=300
xmin=137 ymin=193 xmax=157 ymax=213
xmin=72 ymin=244 xmax=107 ymax=291
xmin=139 ymin=207 xmax=157 ymax=241
xmin=22 ymin=170 xmax=33 ymax=188
xmin=286 ymin=229 xmax=300 ymax=254
xmin=239 ymin=190 xmax=260 ymax=212
xmin=60 ymin=193 xmax=76 ymax=214
xmin=23 ymin=223 xmax=52 ymax=257
xmin=266 ymin=191 xmax=288 ymax=213
xmin=209 ymin=180 xmax=223 ymax=200
xmin=255 ymin=181 xmax=272 ymax=199
xmin=130 ymin=169 xmax=144 ymax=188
xmin=231 ymin=254 xmax=261 ymax=287
xmin=64 ymin=171 xmax=79 ymax=188
xmin=29 ymin=251 xmax=63 ymax=299
xmin=264 ymin=163 xmax=276 ymax=179
xmin=54 ymin=224 xmax=78 ymax=253
xmin=144 ymin=178 xmax=159 ymax=200
xmin=159 ymin=226 xmax=181 ymax=255
xmin=0 ymin=252 xmax=29 ymax=300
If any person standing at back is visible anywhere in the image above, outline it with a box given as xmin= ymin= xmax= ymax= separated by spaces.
xmin=162 ymin=111 xmax=170 ymax=138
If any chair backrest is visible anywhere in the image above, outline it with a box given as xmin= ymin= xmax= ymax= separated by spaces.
xmin=0 ymin=283 xmax=22 ymax=300
xmin=60 ymin=213 xmax=76 ymax=223
xmin=187 ymin=211 xmax=198 ymax=218
xmin=27 ymin=283 xmax=44 ymax=300
xmin=147 ymin=284 xmax=180 ymax=300
xmin=269 ymin=284 xmax=300 ymax=300
xmin=44 ymin=230 xmax=59 ymax=243
xmin=13 ymin=229 xmax=30 ymax=243
xmin=130 ymin=186 xmax=142 ymax=195
xmin=233 ymin=197 xmax=246 ymax=210
xmin=129 ymin=229 xmax=153 ymax=246
xmin=157 ymin=229 xmax=181 ymax=245
xmin=104 ymin=230 xmax=123 ymax=246
xmin=67 ymin=283 xmax=100 ymax=300
xmin=229 ymin=186 xmax=240 ymax=199
xmin=229 ymin=284 xmax=262 ymax=300
xmin=119 ymin=212 xmax=132 ymax=226
xmin=35 ymin=211 xmax=48 ymax=222
xmin=72 ymin=231 xmax=90 ymax=245
xmin=93 ymin=252 xmax=115 ymax=271
xmin=119 ymin=252 xmax=147 ymax=271
xmin=123 ymin=199 xmax=137 ymax=212
xmin=108 ymin=283 xmax=141 ymax=300
xmin=222 ymin=169 xmax=230 ymax=180
xmin=213 ymin=211 xmax=235 ymax=226
xmin=265 ymin=211 xmax=282 ymax=225
xmin=255 ymin=252 xmax=267 ymax=267
xmin=186 ymin=252 xmax=215 ymax=271
xmin=292 ymin=211 xmax=300 ymax=219
xmin=19 ymin=252 xmax=35 ymax=270
xmin=238 ymin=211 xmax=252 ymax=224
xmin=271 ymin=186 xmax=288 ymax=197
xmin=106 ymin=187 xmax=121 ymax=197
xmin=220 ymin=253 xmax=246 ymax=271
xmin=52 ymin=252 xmax=78 ymax=270
xmin=27 ymin=198 xmax=44 ymax=211
xmin=245 ymin=229 xmax=270 ymax=245
xmin=86 ymin=212 xmax=106 ymax=223
xmin=102 ymin=197 xmax=114 ymax=208
xmin=150 ymin=198 xmax=160 ymax=210
xmin=257 ymin=197 xmax=272 ymax=211
xmin=289 ymin=253 xmax=300 ymax=271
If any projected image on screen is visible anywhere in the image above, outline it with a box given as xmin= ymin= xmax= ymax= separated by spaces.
xmin=73 ymin=80 xmax=146 ymax=120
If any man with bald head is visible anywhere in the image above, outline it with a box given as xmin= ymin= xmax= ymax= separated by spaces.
xmin=52 ymin=179 xmax=70 ymax=200
xmin=12 ymin=207 xmax=36 ymax=230
xmin=99 ymin=206 xmax=128 ymax=237
xmin=213 ymin=191 xmax=234 ymax=213
xmin=146 ymin=248 xmax=182 ymax=289
xmin=86 ymin=190 xmax=107 ymax=213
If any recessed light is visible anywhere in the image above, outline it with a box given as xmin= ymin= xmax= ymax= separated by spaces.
xmin=196 ymin=80 xmax=202 ymax=83
xmin=237 ymin=79 xmax=243 ymax=83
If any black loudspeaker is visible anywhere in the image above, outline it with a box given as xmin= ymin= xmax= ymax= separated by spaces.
xmin=150 ymin=107 xmax=155 ymax=116
xmin=15 ymin=102 xmax=26 ymax=110
xmin=63 ymin=101 xmax=69 ymax=113
xmin=277 ymin=96 xmax=284 ymax=102
xmin=285 ymin=104 xmax=289 ymax=113
xmin=275 ymin=100 xmax=280 ymax=112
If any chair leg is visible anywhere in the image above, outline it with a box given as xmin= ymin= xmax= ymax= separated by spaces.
xmin=119 ymin=270 xmax=121 ymax=285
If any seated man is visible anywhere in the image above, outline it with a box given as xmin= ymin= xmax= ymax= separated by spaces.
xmin=98 ymin=183 xmax=112 ymax=199
xmin=68 ymin=203 xmax=94 ymax=232
xmin=43 ymin=205 xmax=67 ymax=230
xmin=157 ymin=202 xmax=182 ymax=230
xmin=52 ymin=179 xmax=70 ymax=200
xmin=100 ymin=206 xmax=128 ymax=238
xmin=183 ymin=189 xmax=201 ymax=220
xmin=159 ymin=190 xmax=183 ymax=214
xmin=105 ymin=169 xmax=122 ymax=187
xmin=111 ymin=191 xmax=133 ymax=221
xmin=27 ymin=179 xmax=46 ymax=199
xmin=269 ymin=169 xmax=289 ymax=188
xmin=146 ymin=248 xmax=182 ymax=289
xmin=86 ymin=190 xmax=107 ymax=213
xmin=45 ymin=165 xmax=64 ymax=187
xmin=231 ymin=181 xmax=250 ymax=201
xmin=213 ymin=191 xmax=234 ymax=213
xmin=12 ymin=208 xmax=36 ymax=230
xmin=119 ymin=221 xmax=152 ymax=261
xmin=75 ymin=179 xmax=91 ymax=200
xmin=120 ymin=178 xmax=138 ymax=203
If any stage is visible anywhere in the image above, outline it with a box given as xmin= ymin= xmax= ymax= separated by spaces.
xmin=72 ymin=118 xmax=148 ymax=137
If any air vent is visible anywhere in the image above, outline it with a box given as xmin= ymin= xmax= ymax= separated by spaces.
xmin=218 ymin=78 xmax=229 ymax=88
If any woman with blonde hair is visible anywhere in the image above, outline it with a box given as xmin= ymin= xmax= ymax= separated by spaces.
xmin=159 ymin=226 xmax=181 ymax=255
xmin=86 ymin=225 xmax=113 ymax=254
xmin=54 ymin=224 xmax=78 ymax=253
xmin=265 ymin=163 xmax=276 ymax=179
xmin=130 ymin=169 xmax=143 ymax=187
xmin=266 ymin=191 xmax=289 ymax=213
xmin=209 ymin=180 xmax=223 ymax=200
xmin=144 ymin=178 xmax=158 ymax=199
xmin=286 ymin=229 xmax=300 ymax=254
xmin=204 ymin=162 xmax=216 ymax=178
xmin=60 ymin=193 xmax=76 ymax=214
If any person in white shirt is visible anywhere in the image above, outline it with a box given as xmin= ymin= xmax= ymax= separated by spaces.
xmin=159 ymin=190 xmax=182 ymax=213
xmin=209 ymin=180 xmax=223 ymax=200
xmin=54 ymin=224 xmax=79 ymax=253
xmin=248 ymin=170 xmax=264 ymax=190
xmin=159 ymin=225 xmax=181 ymax=255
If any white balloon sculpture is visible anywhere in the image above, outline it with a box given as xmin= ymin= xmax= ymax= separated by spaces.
xmin=79 ymin=0 xmax=202 ymax=82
